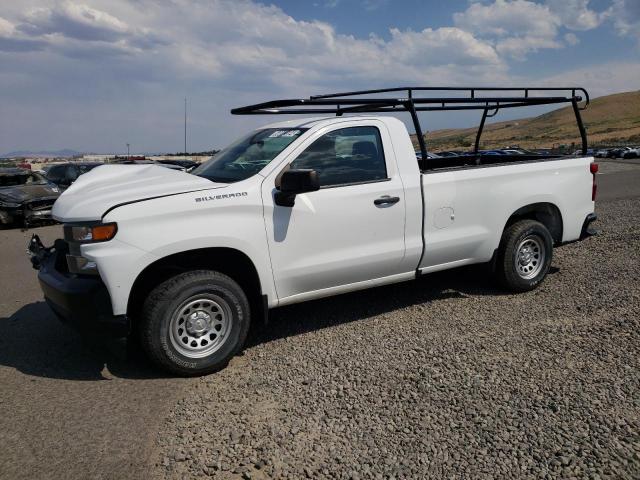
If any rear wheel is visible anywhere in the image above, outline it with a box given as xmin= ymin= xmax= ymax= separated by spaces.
xmin=140 ymin=270 xmax=250 ymax=376
xmin=496 ymin=219 xmax=553 ymax=292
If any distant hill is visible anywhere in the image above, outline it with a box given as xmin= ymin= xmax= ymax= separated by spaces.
xmin=419 ymin=90 xmax=640 ymax=151
xmin=1 ymin=149 xmax=82 ymax=158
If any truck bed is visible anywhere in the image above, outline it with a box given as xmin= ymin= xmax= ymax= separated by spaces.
xmin=423 ymin=153 xmax=567 ymax=172
xmin=419 ymin=155 xmax=595 ymax=274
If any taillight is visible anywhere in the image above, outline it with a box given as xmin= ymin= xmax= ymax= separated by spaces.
xmin=590 ymin=163 xmax=599 ymax=174
xmin=590 ymin=162 xmax=598 ymax=201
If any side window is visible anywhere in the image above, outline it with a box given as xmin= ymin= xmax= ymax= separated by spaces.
xmin=290 ymin=126 xmax=387 ymax=187
xmin=65 ymin=166 xmax=79 ymax=181
xmin=47 ymin=165 xmax=64 ymax=182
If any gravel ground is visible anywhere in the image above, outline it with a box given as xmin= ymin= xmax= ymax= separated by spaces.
xmin=153 ymin=198 xmax=640 ymax=479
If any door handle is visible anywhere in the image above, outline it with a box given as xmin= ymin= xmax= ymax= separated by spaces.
xmin=374 ymin=195 xmax=400 ymax=206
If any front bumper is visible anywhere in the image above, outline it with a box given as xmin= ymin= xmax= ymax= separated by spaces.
xmin=33 ymin=238 xmax=129 ymax=337
xmin=0 ymin=205 xmax=53 ymax=225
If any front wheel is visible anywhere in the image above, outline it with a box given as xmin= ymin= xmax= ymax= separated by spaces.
xmin=140 ymin=270 xmax=250 ymax=376
xmin=496 ymin=219 xmax=553 ymax=292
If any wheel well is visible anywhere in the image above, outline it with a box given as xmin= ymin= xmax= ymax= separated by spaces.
xmin=505 ymin=203 xmax=563 ymax=244
xmin=127 ymin=248 xmax=262 ymax=326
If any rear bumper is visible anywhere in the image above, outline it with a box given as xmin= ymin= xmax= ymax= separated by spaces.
xmin=37 ymin=248 xmax=129 ymax=337
xmin=579 ymin=212 xmax=598 ymax=240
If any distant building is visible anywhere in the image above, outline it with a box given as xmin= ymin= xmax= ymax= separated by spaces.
xmin=81 ymin=154 xmax=116 ymax=162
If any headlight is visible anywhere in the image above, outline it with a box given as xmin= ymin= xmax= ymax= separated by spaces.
xmin=65 ymin=223 xmax=118 ymax=243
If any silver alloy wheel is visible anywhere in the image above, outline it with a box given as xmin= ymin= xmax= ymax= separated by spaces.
xmin=169 ymin=296 xmax=231 ymax=359
xmin=515 ymin=235 xmax=545 ymax=279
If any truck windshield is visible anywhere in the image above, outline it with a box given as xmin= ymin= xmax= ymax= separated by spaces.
xmin=193 ymin=128 xmax=307 ymax=183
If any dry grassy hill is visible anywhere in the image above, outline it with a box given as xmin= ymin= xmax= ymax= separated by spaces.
xmin=419 ymin=90 xmax=640 ymax=151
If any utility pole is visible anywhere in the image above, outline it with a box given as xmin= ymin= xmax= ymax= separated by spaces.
xmin=184 ymin=97 xmax=187 ymax=155
xmin=126 ymin=143 xmax=130 ymax=160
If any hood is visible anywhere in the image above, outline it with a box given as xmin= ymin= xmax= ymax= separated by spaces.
xmin=0 ymin=184 xmax=60 ymax=203
xmin=52 ymin=164 xmax=223 ymax=222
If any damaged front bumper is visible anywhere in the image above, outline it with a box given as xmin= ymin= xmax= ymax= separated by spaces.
xmin=28 ymin=234 xmax=129 ymax=337
xmin=0 ymin=199 xmax=56 ymax=226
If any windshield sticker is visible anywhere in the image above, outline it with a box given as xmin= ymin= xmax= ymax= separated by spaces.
xmin=282 ymin=130 xmax=300 ymax=137
xmin=268 ymin=130 xmax=285 ymax=138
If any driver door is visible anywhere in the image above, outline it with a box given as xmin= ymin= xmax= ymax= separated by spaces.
xmin=262 ymin=121 xmax=407 ymax=303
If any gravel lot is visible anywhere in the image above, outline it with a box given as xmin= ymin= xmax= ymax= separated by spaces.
xmin=155 ymin=196 xmax=640 ymax=479
xmin=0 ymin=160 xmax=638 ymax=480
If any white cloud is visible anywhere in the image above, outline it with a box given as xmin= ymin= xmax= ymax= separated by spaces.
xmin=606 ymin=0 xmax=640 ymax=43
xmin=538 ymin=61 xmax=640 ymax=98
xmin=0 ymin=0 xmax=510 ymax=152
xmin=0 ymin=0 xmax=637 ymax=154
xmin=4 ymin=0 xmax=504 ymax=86
xmin=20 ymin=2 xmax=128 ymax=40
xmin=453 ymin=0 xmax=562 ymax=59
xmin=453 ymin=0 xmax=608 ymax=59
xmin=0 ymin=16 xmax=15 ymax=36
xmin=564 ymin=32 xmax=580 ymax=46
xmin=454 ymin=0 xmax=559 ymax=38
xmin=0 ymin=14 xmax=47 ymax=52
xmin=545 ymin=0 xmax=603 ymax=31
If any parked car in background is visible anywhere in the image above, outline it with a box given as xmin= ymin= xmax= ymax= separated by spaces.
xmin=572 ymin=149 xmax=595 ymax=156
xmin=415 ymin=151 xmax=441 ymax=160
xmin=480 ymin=150 xmax=507 ymax=156
xmin=622 ymin=148 xmax=639 ymax=159
xmin=112 ymin=159 xmax=187 ymax=171
xmin=606 ymin=147 xmax=632 ymax=158
xmin=616 ymin=147 xmax=633 ymax=158
xmin=595 ymin=149 xmax=609 ymax=158
xmin=44 ymin=163 xmax=103 ymax=190
xmin=502 ymin=149 xmax=526 ymax=155
xmin=0 ymin=168 xmax=60 ymax=227
xmin=157 ymin=159 xmax=200 ymax=172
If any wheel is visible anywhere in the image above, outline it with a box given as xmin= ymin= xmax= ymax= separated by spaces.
xmin=140 ymin=270 xmax=250 ymax=376
xmin=495 ymin=219 xmax=553 ymax=292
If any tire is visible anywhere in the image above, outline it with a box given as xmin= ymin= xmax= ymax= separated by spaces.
xmin=496 ymin=219 xmax=553 ymax=292
xmin=140 ymin=270 xmax=250 ymax=376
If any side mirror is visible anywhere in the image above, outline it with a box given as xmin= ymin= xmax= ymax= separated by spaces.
xmin=274 ymin=169 xmax=320 ymax=207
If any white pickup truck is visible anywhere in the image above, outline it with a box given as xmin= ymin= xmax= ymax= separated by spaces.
xmin=29 ymin=87 xmax=598 ymax=375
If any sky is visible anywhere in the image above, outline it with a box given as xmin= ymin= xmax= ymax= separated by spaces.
xmin=0 ymin=0 xmax=639 ymax=155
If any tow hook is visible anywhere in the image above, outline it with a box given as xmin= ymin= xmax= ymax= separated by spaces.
xmin=27 ymin=234 xmax=50 ymax=270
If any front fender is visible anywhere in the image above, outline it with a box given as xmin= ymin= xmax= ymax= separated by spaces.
xmin=94 ymin=178 xmax=277 ymax=314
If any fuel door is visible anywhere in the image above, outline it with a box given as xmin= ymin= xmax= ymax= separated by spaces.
xmin=434 ymin=207 xmax=455 ymax=229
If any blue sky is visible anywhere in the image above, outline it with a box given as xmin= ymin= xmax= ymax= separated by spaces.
xmin=1 ymin=0 xmax=639 ymax=154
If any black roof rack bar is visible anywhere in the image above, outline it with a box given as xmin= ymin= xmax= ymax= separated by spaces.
xmin=309 ymin=86 xmax=589 ymax=106
xmin=231 ymin=86 xmax=590 ymax=166
xmin=233 ymin=98 xmax=574 ymax=115
xmin=231 ymin=97 xmax=585 ymax=116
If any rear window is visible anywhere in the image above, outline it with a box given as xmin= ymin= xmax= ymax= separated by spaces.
xmin=0 ymin=171 xmax=46 ymax=186
xmin=78 ymin=164 xmax=100 ymax=174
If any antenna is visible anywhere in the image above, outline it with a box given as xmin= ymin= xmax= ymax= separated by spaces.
xmin=184 ymin=97 xmax=187 ymax=154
